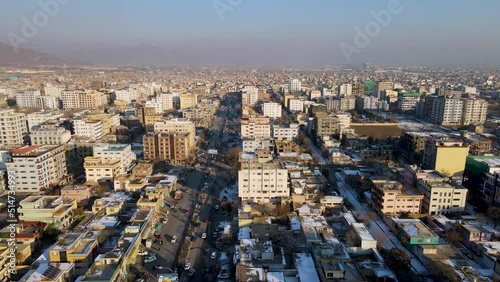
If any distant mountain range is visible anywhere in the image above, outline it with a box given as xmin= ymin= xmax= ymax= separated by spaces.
xmin=0 ymin=42 xmax=81 ymax=66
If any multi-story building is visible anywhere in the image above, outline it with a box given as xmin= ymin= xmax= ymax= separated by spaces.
xmin=73 ymin=119 xmax=104 ymax=140
xmin=352 ymin=82 xmax=364 ymax=95
xmin=288 ymin=99 xmax=304 ymax=112
xmin=263 ymin=102 xmax=282 ymax=118
xmin=397 ymin=92 xmax=421 ymax=111
xmin=314 ymin=112 xmax=340 ymax=137
xmin=242 ymin=138 xmax=275 ymax=153
xmin=355 ymin=96 xmax=379 ymax=111
xmin=0 ymin=109 xmax=27 ymax=146
xmin=272 ymin=123 xmax=299 ymax=140
xmin=322 ymin=88 xmax=335 ymax=97
xmin=462 ymin=98 xmax=488 ymax=126
xmin=36 ymin=95 xmax=59 ymax=110
xmin=339 ymin=96 xmax=356 ymax=111
xmin=154 ymin=118 xmax=196 ymax=149
xmin=44 ymin=84 xmax=64 ymax=98
xmin=49 ymin=232 xmax=99 ymax=267
xmin=339 ymin=83 xmax=352 ymax=96
xmin=381 ymin=90 xmax=399 ymax=103
xmin=241 ymin=116 xmax=271 ymax=139
xmin=143 ymin=132 xmax=191 ymax=163
xmin=242 ymin=85 xmax=259 ymax=106
xmin=460 ymin=85 xmax=477 ymax=94
xmin=417 ymin=178 xmax=468 ymax=215
xmin=463 ymin=134 xmax=492 ymax=155
xmin=430 ymin=96 xmax=463 ymax=126
xmin=375 ymin=81 xmax=394 ymax=99
xmin=484 ymin=171 xmax=500 ymax=208
xmin=288 ymin=79 xmax=302 ymax=92
xmin=18 ymin=196 xmax=77 ymax=228
xmin=155 ymin=93 xmax=174 ymax=112
xmin=6 ymin=145 xmax=67 ymax=193
xmin=238 ymin=159 xmax=289 ymax=203
xmin=61 ymin=90 xmax=107 ymax=110
xmin=422 ymin=138 xmax=469 ymax=176
xmin=30 ymin=123 xmax=71 ymax=145
xmin=309 ymin=90 xmax=322 ymax=100
xmin=27 ymin=111 xmax=64 ymax=129
xmin=370 ymin=179 xmax=424 ymax=215
xmin=179 ymin=93 xmax=198 ymax=109
xmin=93 ymin=143 xmax=136 ymax=175
xmin=61 ymin=184 xmax=93 ymax=202
xmin=86 ymin=113 xmax=120 ymax=135
xmin=84 ymin=157 xmax=121 ymax=183
xmin=114 ymin=89 xmax=139 ymax=103
xmin=16 ymin=91 xmax=40 ymax=108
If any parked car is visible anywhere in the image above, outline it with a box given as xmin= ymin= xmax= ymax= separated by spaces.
xmin=211 ymin=252 xmax=217 ymax=259
xmin=144 ymin=256 xmax=157 ymax=264
xmin=162 ymin=218 xmax=168 ymax=224
xmin=184 ymin=263 xmax=191 ymax=270
xmin=171 ymin=235 xmax=177 ymax=243
xmin=153 ymin=265 xmax=165 ymax=270
xmin=137 ymin=250 xmax=149 ymax=256
xmin=214 ymin=205 xmax=219 ymax=210
xmin=201 ymin=233 xmax=207 ymax=239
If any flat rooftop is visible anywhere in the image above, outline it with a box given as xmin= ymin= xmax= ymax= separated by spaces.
xmin=394 ymin=219 xmax=437 ymax=238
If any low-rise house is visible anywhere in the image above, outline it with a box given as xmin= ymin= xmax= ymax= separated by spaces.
xmin=18 ymin=263 xmax=75 ymax=282
xmin=61 ymin=184 xmax=93 ymax=202
xmin=389 ymin=218 xmax=439 ymax=247
xmin=18 ymin=196 xmax=77 ymax=228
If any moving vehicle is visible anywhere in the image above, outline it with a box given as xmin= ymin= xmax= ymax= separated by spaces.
xmin=171 ymin=235 xmax=177 ymax=243
xmin=144 ymin=255 xmax=157 ymax=264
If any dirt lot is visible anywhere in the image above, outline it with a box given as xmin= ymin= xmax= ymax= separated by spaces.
xmin=351 ymin=125 xmax=403 ymax=139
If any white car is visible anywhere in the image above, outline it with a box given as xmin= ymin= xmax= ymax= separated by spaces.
xmin=201 ymin=233 xmax=207 ymax=239
xmin=144 ymin=256 xmax=157 ymax=264
xmin=214 ymin=205 xmax=219 ymax=210
xmin=137 ymin=250 xmax=149 ymax=256
xmin=184 ymin=263 xmax=191 ymax=270
xmin=211 ymin=252 xmax=217 ymax=259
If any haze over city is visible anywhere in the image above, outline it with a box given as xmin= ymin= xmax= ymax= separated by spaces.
xmin=1 ymin=0 xmax=500 ymax=66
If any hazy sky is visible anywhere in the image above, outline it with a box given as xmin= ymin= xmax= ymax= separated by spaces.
xmin=1 ymin=0 xmax=500 ymax=66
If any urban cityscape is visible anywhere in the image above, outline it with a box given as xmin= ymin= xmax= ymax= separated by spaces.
xmin=0 ymin=1 xmax=500 ymax=282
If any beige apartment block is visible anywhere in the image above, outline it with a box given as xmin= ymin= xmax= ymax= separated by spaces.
xmin=61 ymin=90 xmax=107 ymax=110
xmin=462 ymin=98 xmax=488 ymax=126
xmin=0 ymin=109 xmax=27 ymax=146
xmin=143 ymin=132 xmax=191 ymax=163
xmin=417 ymin=179 xmax=468 ymax=215
xmin=154 ymin=118 xmax=195 ymax=148
xmin=84 ymin=157 xmax=121 ymax=183
xmin=371 ymin=179 xmax=424 ymax=215
xmin=179 ymin=93 xmax=198 ymax=109
xmin=238 ymin=160 xmax=289 ymax=203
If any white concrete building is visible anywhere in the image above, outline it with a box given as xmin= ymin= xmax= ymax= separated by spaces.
xmin=430 ymin=96 xmax=463 ymax=126
xmin=356 ymin=96 xmax=379 ymax=110
xmin=73 ymin=119 xmax=104 ymax=140
xmin=27 ymin=111 xmax=64 ymax=129
xmin=30 ymin=124 xmax=71 ymax=145
xmin=462 ymin=98 xmax=488 ymax=126
xmin=242 ymin=85 xmax=259 ymax=106
xmin=272 ymin=123 xmax=299 ymax=140
xmin=241 ymin=122 xmax=271 ymax=139
xmin=0 ymin=109 xmax=27 ymax=146
xmin=115 ymin=89 xmax=139 ymax=103
xmin=322 ymin=88 xmax=335 ymax=97
xmin=156 ymin=93 xmax=174 ymax=111
xmin=309 ymin=90 xmax=321 ymax=100
xmin=154 ymin=118 xmax=195 ymax=148
xmin=6 ymin=145 xmax=67 ymax=193
xmin=288 ymin=99 xmax=304 ymax=112
xmin=44 ymin=84 xmax=64 ymax=99
xmin=61 ymin=90 xmax=107 ymax=110
xmin=16 ymin=91 xmax=40 ymax=108
xmin=417 ymin=179 xmax=468 ymax=215
xmin=288 ymin=79 xmax=301 ymax=92
xmin=238 ymin=159 xmax=289 ymax=203
xmin=263 ymin=102 xmax=282 ymax=118
xmin=242 ymin=138 xmax=275 ymax=153
xmin=93 ymin=143 xmax=136 ymax=175
xmin=36 ymin=95 xmax=58 ymax=110
xmin=339 ymin=83 xmax=353 ymax=96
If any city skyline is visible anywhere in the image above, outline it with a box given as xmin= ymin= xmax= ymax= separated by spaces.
xmin=1 ymin=0 xmax=500 ymax=67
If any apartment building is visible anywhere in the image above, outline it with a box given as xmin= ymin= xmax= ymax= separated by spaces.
xmin=143 ymin=132 xmax=191 ymax=163
xmin=352 ymin=82 xmax=364 ymax=95
xmin=18 ymin=196 xmax=77 ymax=228
xmin=86 ymin=113 xmax=120 ymax=135
xmin=355 ymin=96 xmax=379 ymax=110
xmin=0 ymin=109 xmax=27 ymax=146
xmin=155 ymin=93 xmax=174 ymax=112
xmin=338 ymin=83 xmax=352 ymax=96
xmin=114 ymin=89 xmax=139 ymax=103
xmin=263 ymin=102 xmax=282 ymax=118
xmin=154 ymin=118 xmax=196 ymax=149
xmin=417 ymin=178 xmax=468 ymax=215
xmin=30 ymin=123 xmax=71 ymax=145
xmin=49 ymin=232 xmax=98 ymax=267
xmin=339 ymin=96 xmax=356 ymax=111
xmin=397 ymin=92 xmax=421 ymax=111
xmin=15 ymin=90 xmax=41 ymax=108
xmin=179 ymin=93 xmax=198 ymax=109
xmin=375 ymin=81 xmax=394 ymax=99
xmin=314 ymin=113 xmax=340 ymax=137
xmin=6 ymin=145 xmax=67 ymax=193
xmin=242 ymin=85 xmax=259 ymax=106
xmin=288 ymin=99 xmax=304 ymax=112
xmin=44 ymin=84 xmax=64 ymax=98
xmin=430 ymin=96 xmax=463 ymax=126
xmin=422 ymin=138 xmax=469 ymax=176
xmin=381 ymin=90 xmax=399 ymax=103
xmin=238 ymin=160 xmax=289 ymax=203
xmin=462 ymin=98 xmax=488 ymax=126
xmin=272 ymin=123 xmax=299 ymax=140
xmin=242 ymin=138 xmax=275 ymax=153
xmin=27 ymin=111 xmax=64 ymax=129
xmin=73 ymin=119 xmax=104 ymax=140
xmin=93 ymin=143 xmax=136 ymax=174
xmin=61 ymin=90 xmax=107 ymax=110
xmin=61 ymin=184 xmax=93 ymax=202
xmin=241 ymin=116 xmax=271 ymax=139
xmin=84 ymin=157 xmax=121 ymax=183
xmin=36 ymin=95 xmax=59 ymax=110
xmin=370 ymin=179 xmax=424 ymax=215
xmin=288 ymin=79 xmax=301 ymax=92
xmin=309 ymin=90 xmax=322 ymax=100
